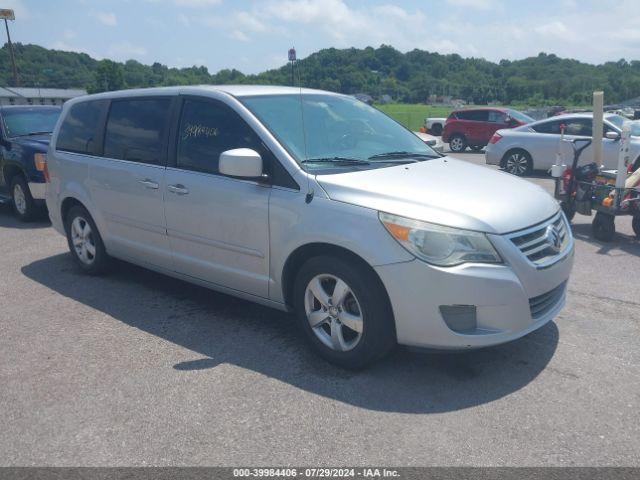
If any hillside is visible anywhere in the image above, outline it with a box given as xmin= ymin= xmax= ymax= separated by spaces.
xmin=2 ymin=43 xmax=640 ymax=105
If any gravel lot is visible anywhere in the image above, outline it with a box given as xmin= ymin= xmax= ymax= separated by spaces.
xmin=1 ymin=151 xmax=639 ymax=466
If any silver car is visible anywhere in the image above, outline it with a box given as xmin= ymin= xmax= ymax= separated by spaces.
xmin=486 ymin=112 xmax=640 ymax=176
xmin=45 ymin=86 xmax=573 ymax=368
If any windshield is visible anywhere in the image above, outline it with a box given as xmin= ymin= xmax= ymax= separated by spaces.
xmin=629 ymin=121 xmax=640 ymax=137
xmin=2 ymin=108 xmax=61 ymax=137
xmin=507 ymin=109 xmax=534 ymax=124
xmin=240 ymin=94 xmax=439 ymax=173
xmin=606 ymin=114 xmax=626 ymax=129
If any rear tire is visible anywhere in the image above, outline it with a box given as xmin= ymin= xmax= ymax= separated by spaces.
xmin=560 ymin=200 xmax=576 ymax=222
xmin=502 ymin=150 xmax=532 ymax=176
xmin=448 ymin=134 xmax=467 ymax=153
xmin=293 ymin=255 xmax=396 ymax=369
xmin=469 ymin=145 xmax=484 ymax=152
xmin=10 ymin=176 xmax=37 ymax=222
xmin=632 ymin=215 xmax=640 ymax=239
xmin=430 ymin=124 xmax=443 ymax=136
xmin=592 ymin=212 xmax=615 ymax=242
xmin=64 ymin=205 xmax=111 ymax=274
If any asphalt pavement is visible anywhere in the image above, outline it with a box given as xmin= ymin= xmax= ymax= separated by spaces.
xmin=0 ymin=149 xmax=639 ymax=466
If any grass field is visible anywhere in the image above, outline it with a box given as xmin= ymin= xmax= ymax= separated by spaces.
xmin=375 ymin=103 xmax=453 ymax=131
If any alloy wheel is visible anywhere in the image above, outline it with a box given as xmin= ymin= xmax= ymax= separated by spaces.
xmin=505 ymin=152 xmax=529 ymax=175
xmin=304 ymin=274 xmax=364 ymax=352
xmin=13 ymin=183 xmax=27 ymax=215
xmin=70 ymin=216 xmax=97 ymax=265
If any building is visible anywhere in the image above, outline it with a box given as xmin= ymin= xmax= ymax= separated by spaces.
xmin=0 ymin=87 xmax=87 ymax=106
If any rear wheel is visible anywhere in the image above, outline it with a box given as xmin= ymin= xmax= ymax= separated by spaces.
xmin=469 ymin=145 xmax=484 ymax=152
xmin=293 ymin=255 xmax=395 ymax=369
xmin=10 ymin=176 xmax=37 ymax=222
xmin=560 ymin=200 xmax=576 ymax=222
xmin=449 ymin=134 xmax=467 ymax=153
xmin=430 ymin=124 xmax=443 ymax=136
xmin=503 ymin=150 xmax=532 ymax=176
xmin=592 ymin=212 xmax=615 ymax=242
xmin=632 ymin=215 xmax=640 ymax=239
xmin=64 ymin=205 xmax=111 ymax=274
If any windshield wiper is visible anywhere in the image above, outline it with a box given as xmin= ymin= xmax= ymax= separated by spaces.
xmin=368 ymin=151 xmax=439 ymax=160
xmin=15 ymin=131 xmax=52 ymax=137
xmin=301 ymin=156 xmax=370 ymax=165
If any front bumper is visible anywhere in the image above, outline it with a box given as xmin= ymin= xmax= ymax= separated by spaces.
xmin=28 ymin=182 xmax=47 ymax=200
xmin=375 ymin=237 xmax=574 ymax=349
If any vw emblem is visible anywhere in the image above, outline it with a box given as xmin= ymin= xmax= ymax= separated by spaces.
xmin=545 ymin=225 xmax=562 ymax=253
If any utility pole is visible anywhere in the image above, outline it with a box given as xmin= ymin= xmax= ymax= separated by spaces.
xmin=1 ymin=9 xmax=19 ymax=87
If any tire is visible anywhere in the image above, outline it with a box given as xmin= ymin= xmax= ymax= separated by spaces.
xmin=560 ymin=200 xmax=576 ymax=222
xmin=469 ymin=145 xmax=484 ymax=152
xmin=431 ymin=124 xmax=443 ymax=136
xmin=10 ymin=175 xmax=37 ymax=222
xmin=592 ymin=212 xmax=615 ymax=242
xmin=64 ymin=205 xmax=111 ymax=274
xmin=502 ymin=149 xmax=533 ymax=176
xmin=293 ymin=255 xmax=396 ymax=369
xmin=632 ymin=215 xmax=640 ymax=239
xmin=448 ymin=134 xmax=467 ymax=153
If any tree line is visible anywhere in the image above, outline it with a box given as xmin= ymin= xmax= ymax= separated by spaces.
xmin=2 ymin=42 xmax=640 ymax=105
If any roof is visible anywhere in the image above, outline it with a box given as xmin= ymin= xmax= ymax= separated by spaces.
xmin=0 ymin=105 xmax=61 ymax=113
xmin=0 ymin=87 xmax=87 ymax=99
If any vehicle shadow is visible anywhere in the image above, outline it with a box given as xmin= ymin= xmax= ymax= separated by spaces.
xmin=0 ymin=204 xmax=51 ymax=229
xmin=571 ymin=223 xmax=640 ymax=255
xmin=21 ymin=253 xmax=559 ymax=414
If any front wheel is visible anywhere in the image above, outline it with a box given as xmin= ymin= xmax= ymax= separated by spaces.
xmin=561 ymin=200 xmax=576 ymax=222
xmin=64 ymin=205 xmax=111 ymax=274
xmin=592 ymin=212 xmax=615 ymax=242
xmin=10 ymin=176 xmax=37 ymax=221
xmin=449 ymin=134 xmax=467 ymax=153
xmin=632 ymin=215 xmax=640 ymax=239
xmin=469 ymin=145 xmax=484 ymax=152
xmin=293 ymin=256 xmax=395 ymax=369
xmin=503 ymin=150 xmax=532 ymax=176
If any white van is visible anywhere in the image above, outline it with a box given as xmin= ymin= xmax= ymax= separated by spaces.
xmin=46 ymin=86 xmax=573 ymax=368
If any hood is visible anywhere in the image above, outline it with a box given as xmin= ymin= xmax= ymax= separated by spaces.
xmin=316 ymin=157 xmax=559 ymax=234
xmin=11 ymin=134 xmax=51 ymax=151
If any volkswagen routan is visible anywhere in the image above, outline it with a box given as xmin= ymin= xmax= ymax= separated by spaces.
xmin=46 ymin=86 xmax=573 ymax=369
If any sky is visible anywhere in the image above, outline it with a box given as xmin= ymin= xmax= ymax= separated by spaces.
xmin=3 ymin=0 xmax=640 ymax=74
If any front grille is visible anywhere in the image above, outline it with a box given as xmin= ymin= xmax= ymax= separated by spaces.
xmin=529 ymin=281 xmax=567 ymax=319
xmin=508 ymin=212 xmax=571 ymax=268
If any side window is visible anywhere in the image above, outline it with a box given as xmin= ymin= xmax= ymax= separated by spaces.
xmin=176 ymin=99 xmax=262 ymax=175
xmin=461 ymin=110 xmax=489 ymax=122
xmin=454 ymin=111 xmax=469 ymax=121
xmin=532 ymin=120 xmax=561 ymax=134
xmin=103 ymin=98 xmax=171 ymax=164
xmin=564 ymin=118 xmax=592 ymax=137
xmin=56 ymin=100 xmax=107 ymax=154
xmin=488 ymin=111 xmax=506 ymax=123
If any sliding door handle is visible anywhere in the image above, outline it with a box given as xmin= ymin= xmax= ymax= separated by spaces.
xmin=167 ymin=184 xmax=189 ymax=195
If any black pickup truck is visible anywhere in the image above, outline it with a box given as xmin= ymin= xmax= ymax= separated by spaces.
xmin=0 ymin=105 xmax=61 ymax=221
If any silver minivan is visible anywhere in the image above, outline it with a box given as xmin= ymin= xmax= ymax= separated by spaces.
xmin=46 ymin=86 xmax=574 ymax=368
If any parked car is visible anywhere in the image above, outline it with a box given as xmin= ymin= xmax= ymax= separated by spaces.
xmin=442 ymin=108 xmax=534 ymax=153
xmin=0 ymin=105 xmax=61 ymax=220
xmin=485 ymin=113 xmax=640 ymax=176
xmin=413 ymin=131 xmax=444 ymax=153
xmin=46 ymin=86 xmax=573 ymax=369
xmin=423 ymin=117 xmax=446 ymax=136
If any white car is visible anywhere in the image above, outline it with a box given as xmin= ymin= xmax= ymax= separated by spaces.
xmin=414 ymin=131 xmax=444 ymax=153
xmin=424 ymin=117 xmax=446 ymax=136
xmin=485 ymin=113 xmax=640 ymax=176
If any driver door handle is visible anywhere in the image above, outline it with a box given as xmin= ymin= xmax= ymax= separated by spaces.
xmin=167 ymin=184 xmax=189 ymax=195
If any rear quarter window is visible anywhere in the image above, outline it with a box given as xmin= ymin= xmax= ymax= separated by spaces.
xmin=56 ymin=100 xmax=108 ymax=154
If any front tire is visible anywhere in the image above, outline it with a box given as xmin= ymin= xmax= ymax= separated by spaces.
xmin=10 ymin=176 xmax=37 ymax=222
xmin=449 ymin=134 xmax=467 ymax=153
xmin=561 ymin=200 xmax=576 ymax=222
xmin=503 ymin=150 xmax=532 ymax=176
xmin=632 ymin=215 xmax=640 ymax=239
xmin=293 ymin=255 xmax=395 ymax=369
xmin=469 ymin=145 xmax=484 ymax=152
xmin=64 ymin=205 xmax=110 ymax=274
xmin=592 ymin=212 xmax=615 ymax=242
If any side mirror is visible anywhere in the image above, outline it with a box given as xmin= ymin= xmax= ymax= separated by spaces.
xmin=219 ymin=148 xmax=264 ymax=179
xmin=605 ymin=131 xmax=620 ymax=140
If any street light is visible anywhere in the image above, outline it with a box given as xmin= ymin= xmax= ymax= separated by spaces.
xmin=1 ymin=8 xmax=19 ymax=87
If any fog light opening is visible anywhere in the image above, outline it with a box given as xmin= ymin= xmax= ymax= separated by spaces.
xmin=439 ymin=305 xmax=477 ymax=333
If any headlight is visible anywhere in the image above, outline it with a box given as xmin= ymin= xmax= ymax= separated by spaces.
xmin=379 ymin=212 xmax=502 ymax=267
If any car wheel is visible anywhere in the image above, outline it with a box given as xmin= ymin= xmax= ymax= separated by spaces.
xmin=449 ymin=134 xmax=467 ymax=153
xmin=592 ymin=212 xmax=615 ymax=242
xmin=431 ymin=124 xmax=443 ymax=136
xmin=560 ymin=200 xmax=576 ymax=222
xmin=469 ymin=145 xmax=484 ymax=152
xmin=503 ymin=150 xmax=532 ymax=176
xmin=293 ymin=255 xmax=396 ymax=369
xmin=632 ymin=215 xmax=640 ymax=239
xmin=64 ymin=205 xmax=110 ymax=274
xmin=10 ymin=176 xmax=37 ymax=222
